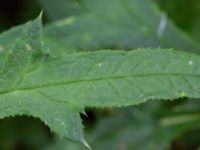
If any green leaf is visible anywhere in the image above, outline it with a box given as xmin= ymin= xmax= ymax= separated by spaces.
xmin=0 ymin=14 xmax=43 ymax=91
xmin=0 ymin=16 xmax=87 ymax=147
xmin=1 ymin=15 xmax=200 ymax=148
xmin=44 ymin=0 xmax=200 ymax=53
xmin=13 ymin=49 xmax=200 ymax=108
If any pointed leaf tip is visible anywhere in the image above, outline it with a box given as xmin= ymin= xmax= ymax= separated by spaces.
xmin=83 ymin=141 xmax=92 ymax=150
xmin=39 ymin=10 xmax=43 ymax=18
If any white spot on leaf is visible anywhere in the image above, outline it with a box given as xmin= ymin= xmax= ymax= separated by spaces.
xmin=98 ymin=63 xmax=102 ymax=67
xmin=26 ymin=44 xmax=32 ymax=51
xmin=188 ymin=60 xmax=193 ymax=65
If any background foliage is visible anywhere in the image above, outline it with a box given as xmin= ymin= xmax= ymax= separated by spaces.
xmin=0 ymin=0 xmax=200 ymax=150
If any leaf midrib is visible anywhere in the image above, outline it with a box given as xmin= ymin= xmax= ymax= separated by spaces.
xmin=0 ymin=72 xmax=198 ymax=95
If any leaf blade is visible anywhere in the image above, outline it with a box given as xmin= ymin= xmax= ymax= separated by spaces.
xmin=0 ymin=16 xmax=87 ymax=146
xmin=13 ymin=49 xmax=200 ymax=107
